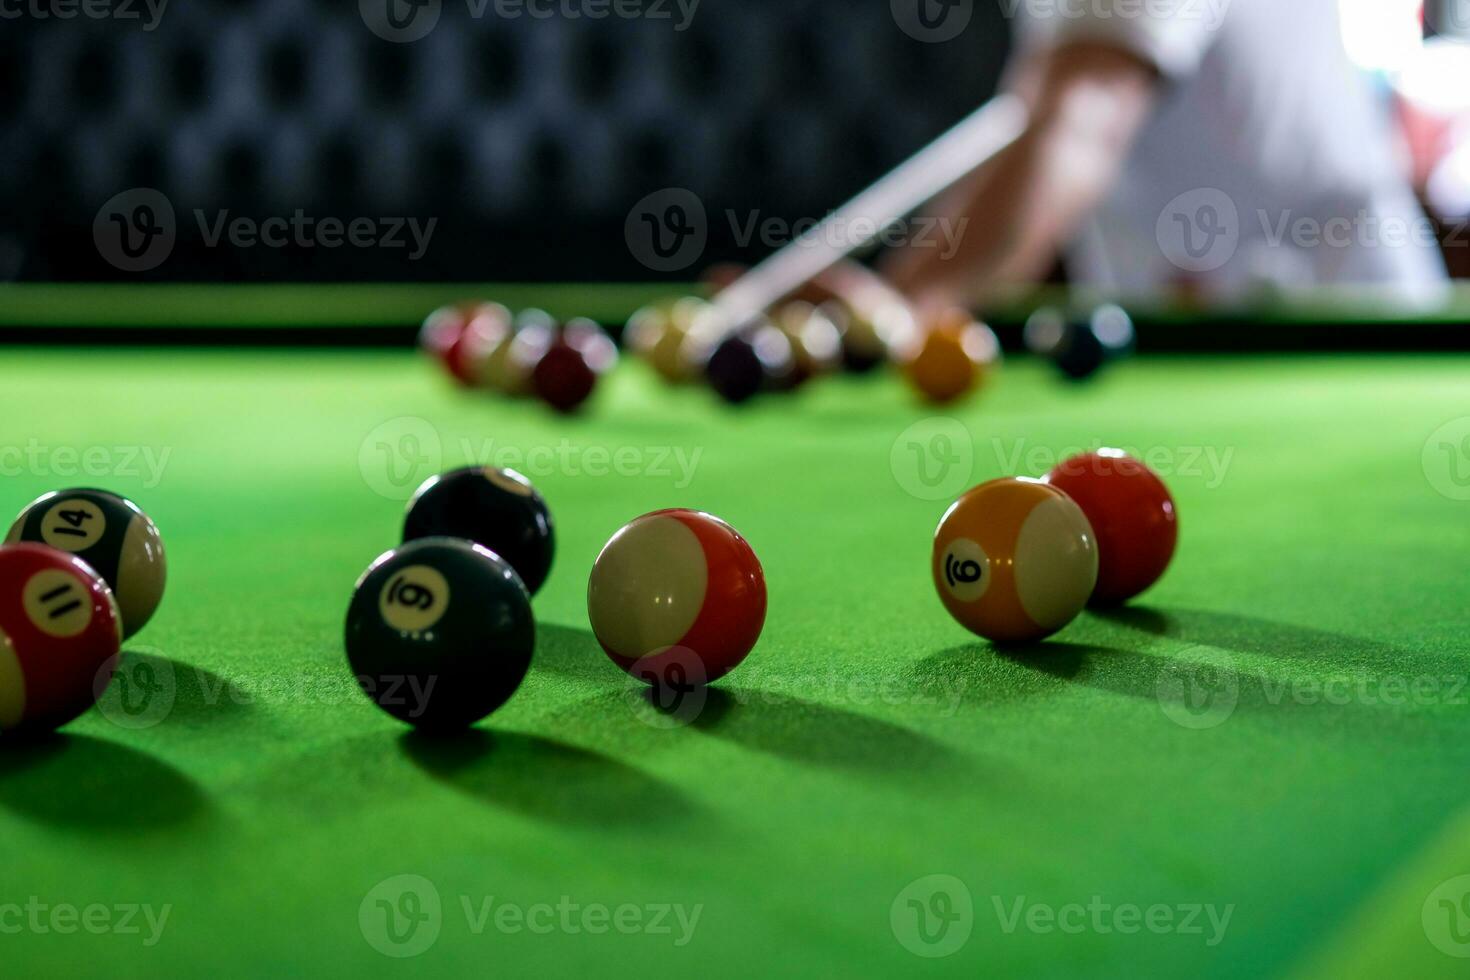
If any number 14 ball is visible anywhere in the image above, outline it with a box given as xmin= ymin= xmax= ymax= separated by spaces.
xmin=932 ymin=478 xmax=1097 ymax=644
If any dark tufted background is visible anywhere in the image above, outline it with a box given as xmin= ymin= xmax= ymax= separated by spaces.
xmin=0 ymin=1 xmax=1009 ymax=282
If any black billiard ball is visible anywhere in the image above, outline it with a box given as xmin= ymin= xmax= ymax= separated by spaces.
xmin=530 ymin=318 xmax=618 ymax=413
xmin=704 ymin=319 xmax=794 ymax=404
xmin=1026 ymin=305 xmax=1135 ymax=382
xmin=403 ymin=467 xmax=554 ymax=595
xmin=345 ymin=537 xmax=534 ymax=731
xmin=6 ymin=488 xmax=166 ymax=638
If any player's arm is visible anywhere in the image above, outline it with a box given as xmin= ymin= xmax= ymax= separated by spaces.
xmin=880 ymin=41 xmax=1161 ymax=311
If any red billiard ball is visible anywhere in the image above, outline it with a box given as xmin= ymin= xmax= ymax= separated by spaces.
xmin=587 ymin=509 xmax=766 ymax=686
xmin=1044 ymin=450 xmax=1177 ymax=605
xmin=531 ymin=318 xmax=618 ymax=413
xmin=0 ymin=543 xmax=123 ymax=735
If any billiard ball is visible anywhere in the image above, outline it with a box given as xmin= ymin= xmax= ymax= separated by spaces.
xmin=639 ymin=298 xmax=707 ymax=385
xmin=901 ymin=309 xmax=1001 ymax=404
xmin=7 ymin=488 xmax=165 ymax=639
xmin=773 ymin=302 xmax=843 ymax=386
xmin=531 ymin=319 xmax=618 ymax=413
xmin=483 ymin=309 xmax=555 ymax=396
xmin=932 ymin=478 xmax=1097 ymax=644
xmin=703 ymin=318 xmax=795 ymax=404
xmin=588 ymin=509 xmax=766 ymax=686
xmin=403 ymin=466 xmax=554 ymax=595
xmin=456 ymin=303 xmax=514 ymax=388
xmin=345 ymin=537 xmax=534 ymax=731
xmin=1027 ymin=305 xmax=1135 ymax=382
xmin=1044 ymin=450 xmax=1176 ymax=605
xmin=0 ymin=542 xmax=123 ymax=734
xmin=418 ymin=303 xmax=472 ymax=369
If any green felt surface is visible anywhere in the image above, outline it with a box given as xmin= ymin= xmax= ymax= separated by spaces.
xmin=1 ymin=349 xmax=1468 ymax=977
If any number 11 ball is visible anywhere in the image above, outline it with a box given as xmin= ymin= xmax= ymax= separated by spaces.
xmin=1044 ymin=450 xmax=1176 ymax=605
xmin=0 ymin=543 xmax=122 ymax=735
xmin=587 ymin=510 xmax=766 ymax=685
xmin=345 ymin=538 xmax=534 ymax=731
xmin=932 ymin=478 xmax=1097 ymax=644
xmin=7 ymin=488 xmax=166 ymax=639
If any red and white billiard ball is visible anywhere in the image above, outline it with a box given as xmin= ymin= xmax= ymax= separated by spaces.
xmin=7 ymin=488 xmax=166 ymax=638
xmin=932 ymin=478 xmax=1097 ymax=644
xmin=1044 ymin=450 xmax=1177 ymax=605
xmin=0 ymin=543 xmax=123 ymax=735
xmin=587 ymin=510 xmax=766 ymax=686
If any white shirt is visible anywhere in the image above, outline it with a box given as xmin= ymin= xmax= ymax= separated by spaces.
xmin=1017 ymin=0 xmax=1448 ymax=302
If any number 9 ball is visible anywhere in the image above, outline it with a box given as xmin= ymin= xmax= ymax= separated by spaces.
xmin=345 ymin=537 xmax=535 ymax=731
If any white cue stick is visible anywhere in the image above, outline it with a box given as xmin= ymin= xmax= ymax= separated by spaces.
xmin=707 ymin=93 xmax=1029 ymax=331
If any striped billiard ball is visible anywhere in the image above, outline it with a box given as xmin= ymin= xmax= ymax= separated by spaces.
xmin=0 ymin=543 xmax=123 ymax=735
xmin=344 ymin=538 xmax=534 ymax=731
xmin=587 ymin=509 xmax=766 ymax=686
xmin=932 ymin=478 xmax=1097 ymax=644
xmin=1044 ymin=450 xmax=1177 ymax=605
xmin=7 ymin=488 xmax=166 ymax=639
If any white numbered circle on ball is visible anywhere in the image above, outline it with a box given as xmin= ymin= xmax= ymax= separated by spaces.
xmin=379 ymin=565 xmax=450 ymax=632
xmin=23 ymin=569 xmax=94 ymax=637
xmin=940 ymin=538 xmax=989 ymax=603
xmin=40 ymin=499 xmax=107 ymax=552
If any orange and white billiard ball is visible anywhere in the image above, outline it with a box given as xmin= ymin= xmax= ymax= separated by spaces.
xmin=932 ymin=478 xmax=1098 ymax=644
xmin=1044 ymin=450 xmax=1177 ymax=605
xmin=0 ymin=543 xmax=123 ymax=735
xmin=588 ymin=509 xmax=766 ymax=686
xmin=901 ymin=308 xmax=1001 ymax=404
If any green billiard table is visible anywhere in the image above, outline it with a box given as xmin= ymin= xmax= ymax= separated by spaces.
xmin=0 ymin=286 xmax=1468 ymax=979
